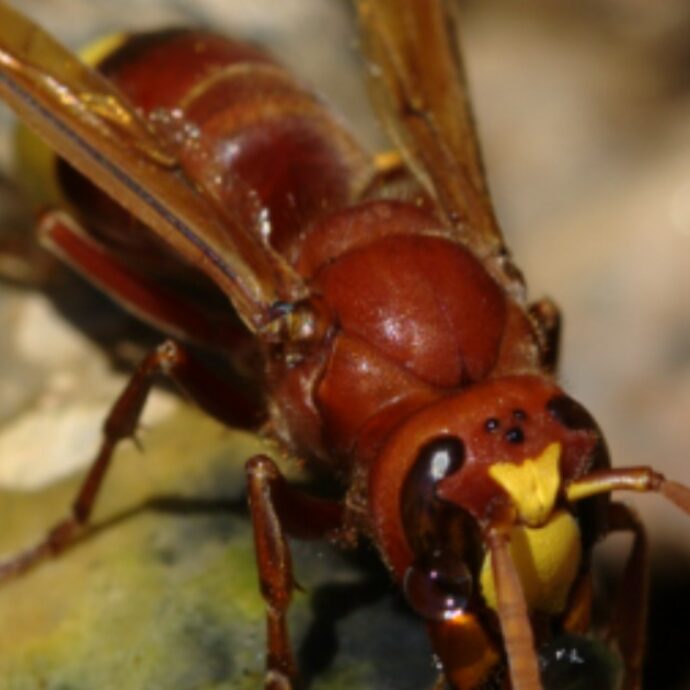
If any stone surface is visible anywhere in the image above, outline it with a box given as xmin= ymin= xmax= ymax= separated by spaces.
xmin=0 ymin=408 xmax=435 ymax=690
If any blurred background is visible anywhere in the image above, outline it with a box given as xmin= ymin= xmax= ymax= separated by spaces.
xmin=0 ymin=0 xmax=688 ymax=688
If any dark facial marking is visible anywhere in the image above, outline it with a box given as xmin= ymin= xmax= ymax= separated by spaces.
xmin=547 ymin=395 xmax=596 ymax=430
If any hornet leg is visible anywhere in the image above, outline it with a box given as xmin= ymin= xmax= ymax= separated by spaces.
xmin=245 ymin=454 xmax=343 ymax=690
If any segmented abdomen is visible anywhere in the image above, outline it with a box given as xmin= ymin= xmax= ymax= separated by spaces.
xmin=65 ymin=29 xmax=370 ymax=263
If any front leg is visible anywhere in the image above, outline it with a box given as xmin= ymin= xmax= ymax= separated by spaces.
xmin=245 ymin=454 xmax=344 ymax=690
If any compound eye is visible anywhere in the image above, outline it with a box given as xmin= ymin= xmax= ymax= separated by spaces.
xmin=547 ymin=395 xmax=597 ymax=431
xmin=403 ymin=554 xmax=472 ymax=622
xmin=401 ymin=435 xmax=469 ymax=568
xmin=546 ymin=393 xmax=610 ymax=485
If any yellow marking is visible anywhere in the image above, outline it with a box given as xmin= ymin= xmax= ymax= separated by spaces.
xmin=373 ymin=149 xmax=404 ymax=175
xmin=488 ymin=442 xmax=561 ymax=527
xmin=13 ymin=33 xmax=127 ymax=207
xmin=14 ymin=121 xmax=61 ymax=207
xmin=79 ymin=33 xmax=127 ymax=67
xmin=480 ymin=511 xmax=582 ymax=615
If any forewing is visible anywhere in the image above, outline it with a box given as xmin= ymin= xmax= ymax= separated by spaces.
xmin=0 ymin=1 xmax=305 ymax=332
xmin=354 ymin=0 xmax=504 ymax=261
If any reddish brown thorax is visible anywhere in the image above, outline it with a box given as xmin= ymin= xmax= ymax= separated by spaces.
xmin=55 ymin=31 xmax=541 ymax=483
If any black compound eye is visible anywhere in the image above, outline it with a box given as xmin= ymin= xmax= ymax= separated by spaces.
xmin=403 ymin=555 xmax=473 ymax=622
xmin=547 ymin=395 xmax=597 ymax=430
xmin=401 ymin=436 xmax=466 ymax=556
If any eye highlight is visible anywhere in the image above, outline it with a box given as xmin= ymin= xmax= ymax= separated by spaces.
xmin=421 ymin=436 xmax=465 ymax=480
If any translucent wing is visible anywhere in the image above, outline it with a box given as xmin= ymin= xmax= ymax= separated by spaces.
xmin=0 ymin=1 xmax=305 ymax=333
xmin=353 ymin=0 xmax=505 ymax=262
